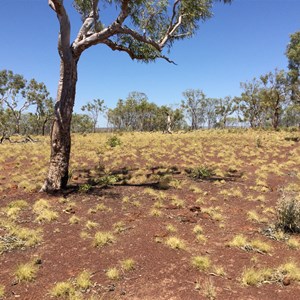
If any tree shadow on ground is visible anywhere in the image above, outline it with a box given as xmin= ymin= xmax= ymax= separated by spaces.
xmin=69 ymin=164 xmax=244 ymax=196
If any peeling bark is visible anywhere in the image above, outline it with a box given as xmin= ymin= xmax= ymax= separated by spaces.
xmin=41 ymin=57 xmax=78 ymax=192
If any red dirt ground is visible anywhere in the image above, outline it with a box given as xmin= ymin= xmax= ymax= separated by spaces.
xmin=0 ymin=132 xmax=300 ymax=300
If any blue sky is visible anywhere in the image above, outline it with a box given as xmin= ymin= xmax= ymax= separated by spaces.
xmin=0 ymin=0 xmax=299 ymax=125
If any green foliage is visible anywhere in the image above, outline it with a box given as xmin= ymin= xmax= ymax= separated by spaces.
xmin=286 ymin=31 xmax=300 ymax=91
xmin=276 ymin=196 xmax=300 ymax=233
xmin=81 ymin=98 xmax=106 ymax=133
xmin=71 ymin=113 xmax=94 ymax=133
xmin=108 ymin=92 xmax=185 ymax=131
xmin=106 ymin=135 xmax=122 ymax=147
xmin=214 ymin=96 xmax=236 ymax=128
xmin=97 ymin=174 xmax=119 ymax=186
xmin=239 ymin=69 xmax=289 ymax=129
xmin=188 ymin=166 xmax=216 ymax=180
xmin=0 ymin=69 xmax=51 ymax=135
xmin=181 ymin=89 xmax=207 ymax=130
xmin=79 ymin=183 xmax=93 ymax=193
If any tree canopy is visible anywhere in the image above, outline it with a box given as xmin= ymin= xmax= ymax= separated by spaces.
xmin=50 ymin=0 xmax=232 ymax=63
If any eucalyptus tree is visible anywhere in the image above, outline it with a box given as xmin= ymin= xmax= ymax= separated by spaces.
xmin=181 ymin=89 xmax=207 ymax=129
xmin=239 ymin=78 xmax=264 ymax=128
xmin=43 ymin=0 xmax=232 ymax=192
xmin=0 ymin=70 xmax=50 ymax=134
xmin=36 ymin=97 xmax=55 ymax=136
xmin=260 ymin=69 xmax=288 ymax=130
xmin=71 ymin=113 xmax=94 ymax=133
xmin=215 ymin=96 xmax=235 ymax=128
xmin=205 ymin=98 xmax=218 ymax=129
xmin=286 ymin=31 xmax=300 ymax=103
xmin=81 ymin=98 xmax=106 ymax=133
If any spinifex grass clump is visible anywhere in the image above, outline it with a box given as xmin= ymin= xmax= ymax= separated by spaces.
xmin=33 ymin=199 xmax=58 ymax=223
xmin=0 ymin=222 xmax=43 ymax=254
xmin=14 ymin=261 xmax=39 ymax=282
xmin=276 ymin=195 xmax=300 ymax=233
xmin=187 ymin=166 xmax=216 ymax=180
xmin=93 ymin=231 xmax=115 ymax=247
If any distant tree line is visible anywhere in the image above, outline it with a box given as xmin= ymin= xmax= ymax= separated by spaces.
xmin=107 ymin=92 xmax=185 ymax=131
xmin=1 ymin=31 xmax=299 ymax=136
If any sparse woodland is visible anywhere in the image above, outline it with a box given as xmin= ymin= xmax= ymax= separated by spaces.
xmin=0 ymin=1 xmax=300 ymax=299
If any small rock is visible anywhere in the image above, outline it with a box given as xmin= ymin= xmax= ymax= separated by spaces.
xmin=189 ymin=206 xmax=201 ymax=212
xmin=283 ymin=276 xmax=291 ymax=286
xmin=108 ymin=284 xmax=116 ymax=292
xmin=35 ymin=259 xmax=42 ymax=265
xmin=178 ymin=215 xmax=197 ymax=223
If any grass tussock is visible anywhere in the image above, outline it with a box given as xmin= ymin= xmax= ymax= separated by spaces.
xmin=33 ymin=199 xmax=58 ymax=223
xmin=93 ymin=231 xmax=115 ymax=248
xmin=241 ymin=261 xmax=300 ymax=286
xmin=191 ymin=256 xmax=211 ymax=272
xmin=228 ymin=234 xmax=272 ymax=254
xmin=14 ymin=261 xmax=39 ymax=282
xmin=76 ymin=270 xmax=92 ymax=290
xmin=165 ymin=236 xmax=186 ymax=250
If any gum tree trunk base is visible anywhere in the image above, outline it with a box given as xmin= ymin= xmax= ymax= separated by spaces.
xmin=41 ymin=56 xmax=78 ymax=193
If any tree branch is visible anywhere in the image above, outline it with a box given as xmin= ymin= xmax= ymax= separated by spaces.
xmin=74 ymin=13 xmax=95 ymax=44
xmin=117 ymin=0 xmax=130 ymax=25
xmin=72 ymin=0 xmax=177 ymax=63
xmin=72 ymin=0 xmax=130 ymax=56
xmin=102 ymin=39 xmax=176 ymax=65
xmin=48 ymin=0 xmax=71 ymax=60
xmin=118 ymin=26 xmax=161 ymax=51
xmin=159 ymin=0 xmax=185 ymax=48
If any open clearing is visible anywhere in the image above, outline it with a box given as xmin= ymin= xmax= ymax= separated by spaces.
xmin=0 ymin=130 xmax=300 ymax=299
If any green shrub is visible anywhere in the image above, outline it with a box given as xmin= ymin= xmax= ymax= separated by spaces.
xmin=107 ymin=135 xmax=122 ymax=147
xmin=97 ymin=175 xmax=119 ymax=186
xmin=276 ymin=196 xmax=300 ymax=233
xmin=187 ymin=166 xmax=216 ymax=180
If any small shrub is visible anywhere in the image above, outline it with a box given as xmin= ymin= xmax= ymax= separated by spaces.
xmin=276 ymin=196 xmax=300 ymax=233
xmin=97 ymin=175 xmax=118 ymax=187
xmin=107 ymin=135 xmax=122 ymax=147
xmin=187 ymin=166 xmax=216 ymax=180
xmin=79 ymin=184 xmax=92 ymax=193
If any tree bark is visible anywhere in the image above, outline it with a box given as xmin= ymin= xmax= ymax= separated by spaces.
xmin=41 ymin=57 xmax=78 ymax=192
